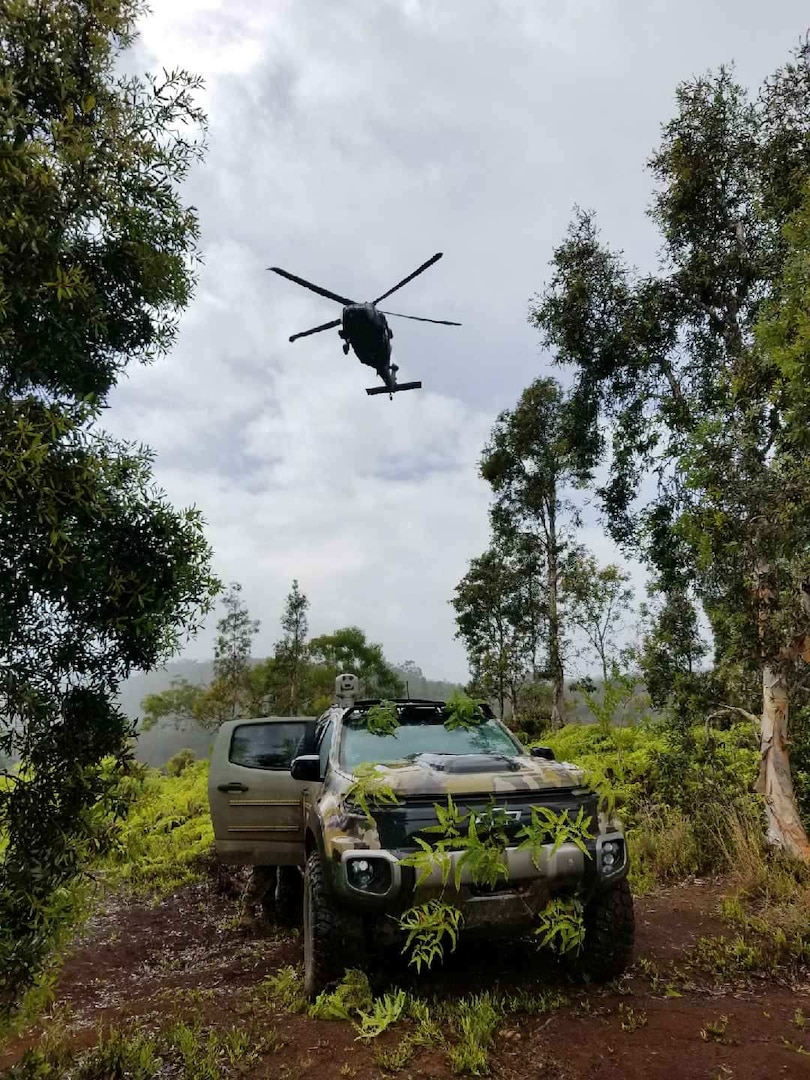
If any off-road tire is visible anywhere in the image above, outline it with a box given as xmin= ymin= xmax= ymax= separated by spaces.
xmin=303 ymin=852 xmax=344 ymax=998
xmin=574 ymin=877 xmax=635 ymax=981
xmin=275 ymin=865 xmax=303 ymax=927
xmin=303 ymin=852 xmax=367 ymax=998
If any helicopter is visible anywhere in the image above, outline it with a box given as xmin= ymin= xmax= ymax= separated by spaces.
xmin=268 ymin=252 xmax=461 ymax=398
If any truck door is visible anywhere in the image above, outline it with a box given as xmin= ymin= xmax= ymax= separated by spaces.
xmin=208 ymin=717 xmax=314 ymax=866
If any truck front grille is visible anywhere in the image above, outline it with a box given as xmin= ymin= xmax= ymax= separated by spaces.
xmin=374 ymin=790 xmax=598 ymax=851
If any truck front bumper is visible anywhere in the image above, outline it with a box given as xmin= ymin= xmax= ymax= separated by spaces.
xmin=331 ymin=832 xmax=628 ymax=920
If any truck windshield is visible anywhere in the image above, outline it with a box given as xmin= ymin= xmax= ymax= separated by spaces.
xmin=339 ymin=714 xmax=522 ymax=770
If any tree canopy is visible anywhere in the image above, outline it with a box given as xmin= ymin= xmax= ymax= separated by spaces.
xmin=477 ymin=377 xmax=593 ymax=726
xmin=532 ymin=42 xmax=810 ymax=857
xmin=452 ymin=533 xmax=546 ymax=718
xmin=0 ymin=0 xmax=216 ymax=1013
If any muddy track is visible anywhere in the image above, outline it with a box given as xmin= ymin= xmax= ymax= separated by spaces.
xmin=3 ymin=873 xmax=810 ymax=1079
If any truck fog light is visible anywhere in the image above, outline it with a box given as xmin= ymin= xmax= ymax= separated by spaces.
xmin=346 ymin=856 xmax=392 ymax=894
xmin=348 ymin=858 xmax=374 ymax=889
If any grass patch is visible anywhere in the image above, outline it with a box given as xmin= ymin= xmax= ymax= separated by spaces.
xmin=374 ymin=1035 xmax=418 ymax=1072
xmin=445 ymin=994 xmax=502 ymax=1076
xmin=259 ymin=965 xmax=307 ymax=1013
xmin=617 ymin=1004 xmax=647 ymax=1032
xmin=354 ymin=990 xmax=407 ymax=1041
xmin=309 ymin=969 xmax=374 ymax=1021
xmin=700 ymin=1015 xmax=732 ymax=1044
xmin=1 ymin=1017 xmax=285 ymax=1080
xmin=688 ymin=807 xmax=810 ymax=979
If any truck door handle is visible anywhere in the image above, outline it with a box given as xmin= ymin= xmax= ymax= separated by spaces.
xmin=217 ymin=782 xmax=249 ymax=793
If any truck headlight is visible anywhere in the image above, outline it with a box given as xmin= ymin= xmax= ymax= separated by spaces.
xmin=600 ymin=838 xmax=625 ymax=873
xmin=345 ymin=856 xmax=392 ymax=895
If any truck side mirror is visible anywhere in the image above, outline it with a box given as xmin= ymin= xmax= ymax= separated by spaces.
xmin=291 ymin=754 xmax=322 ymax=782
xmin=530 ymin=746 xmax=556 ymax=761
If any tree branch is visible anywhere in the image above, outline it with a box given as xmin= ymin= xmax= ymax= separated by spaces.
xmin=707 ymin=703 xmax=760 ymax=735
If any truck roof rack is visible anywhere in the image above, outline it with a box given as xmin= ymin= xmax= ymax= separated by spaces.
xmin=343 ymin=698 xmax=495 ymax=720
xmin=351 ymin=697 xmax=447 ymax=707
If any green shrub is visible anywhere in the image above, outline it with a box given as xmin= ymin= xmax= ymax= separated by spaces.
xmin=100 ymin=760 xmax=213 ymax=892
xmin=542 ymin=718 xmax=762 ymax=891
xmin=165 ymin=749 xmax=197 ymax=778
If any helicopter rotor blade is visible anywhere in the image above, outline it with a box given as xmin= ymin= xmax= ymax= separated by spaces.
xmin=288 ymin=318 xmax=342 ymax=343
xmin=380 ymin=310 xmax=461 ymax=326
xmin=373 ymin=252 xmax=444 ymax=304
xmin=268 ymin=267 xmax=355 ymax=306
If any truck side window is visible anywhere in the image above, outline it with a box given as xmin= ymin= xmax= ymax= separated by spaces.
xmin=317 ymin=719 xmax=334 ymax=775
xmin=229 ymin=723 xmax=306 ymax=770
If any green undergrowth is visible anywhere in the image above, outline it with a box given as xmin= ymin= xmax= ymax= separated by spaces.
xmin=1 ymin=1018 xmax=284 ymax=1080
xmin=1 ymin=973 xmax=571 ymax=1079
xmin=260 ymin=966 xmax=568 ymax=1074
xmin=688 ymin=813 xmax=810 ymax=980
xmin=100 ymin=759 xmax=214 ymax=893
xmin=541 ymin=719 xmax=761 ymax=893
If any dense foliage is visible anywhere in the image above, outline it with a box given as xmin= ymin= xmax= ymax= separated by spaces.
xmin=532 ymin=43 xmax=810 ymax=857
xmin=0 ymin=0 xmax=217 ymax=1015
xmin=478 ymin=378 xmax=594 ymax=727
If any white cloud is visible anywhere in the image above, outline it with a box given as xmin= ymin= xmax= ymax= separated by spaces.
xmin=105 ymin=0 xmax=809 ymax=680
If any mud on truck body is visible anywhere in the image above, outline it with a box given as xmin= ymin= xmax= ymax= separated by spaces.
xmin=208 ymin=679 xmax=634 ymax=997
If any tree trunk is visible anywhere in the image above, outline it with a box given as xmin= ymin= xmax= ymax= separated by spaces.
xmin=753 ymin=557 xmax=810 ymax=860
xmin=755 ymin=659 xmax=810 ymax=860
xmin=289 ymin=671 xmax=298 ymax=716
xmin=546 ymin=520 xmax=565 ymax=730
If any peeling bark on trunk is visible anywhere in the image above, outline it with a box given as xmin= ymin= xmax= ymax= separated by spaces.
xmin=754 ymin=558 xmax=810 ymax=861
xmin=755 ymin=660 xmax=810 ymax=860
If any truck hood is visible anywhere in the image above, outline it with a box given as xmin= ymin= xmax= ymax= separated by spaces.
xmin=364 ymin=752 xmax=586 ymax=797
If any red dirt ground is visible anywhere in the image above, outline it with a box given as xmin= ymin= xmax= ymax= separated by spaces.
xmin=3 ymin=872 xmax=810 ymax=1079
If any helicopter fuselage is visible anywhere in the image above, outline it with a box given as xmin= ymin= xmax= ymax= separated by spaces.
xmin=270 ymin=250 xmax=457 ymax=397
xmin=340 ymin=303 xmax=397 ymax=387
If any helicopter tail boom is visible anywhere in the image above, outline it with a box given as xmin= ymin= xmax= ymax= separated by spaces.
xmin=365 ymin=381 xmax=422 ymax=396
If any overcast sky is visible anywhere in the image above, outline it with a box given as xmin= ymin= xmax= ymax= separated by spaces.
xmin=105 ymin=0 xmax=809 ymax=682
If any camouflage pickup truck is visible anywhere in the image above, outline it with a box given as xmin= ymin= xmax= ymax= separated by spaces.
xmin=209 ymin=681 xmax=634 ymax=997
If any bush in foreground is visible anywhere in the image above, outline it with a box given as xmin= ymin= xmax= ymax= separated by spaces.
xmin=101 ymin=760 xmax=214 ymax=893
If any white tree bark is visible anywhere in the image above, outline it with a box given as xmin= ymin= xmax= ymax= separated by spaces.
xmin=755 ymin=660 xmax=810 ymax=860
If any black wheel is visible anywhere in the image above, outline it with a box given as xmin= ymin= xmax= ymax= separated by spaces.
xmin=303 ymin=852 xmax=365 ymax=998
xmin=573 ymin=878 xmax=635 ymax=981
xmin=303 ymin=852 xmax=343 ymax=998
xmin=276 ymin=865 xmax=303 ymax=927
